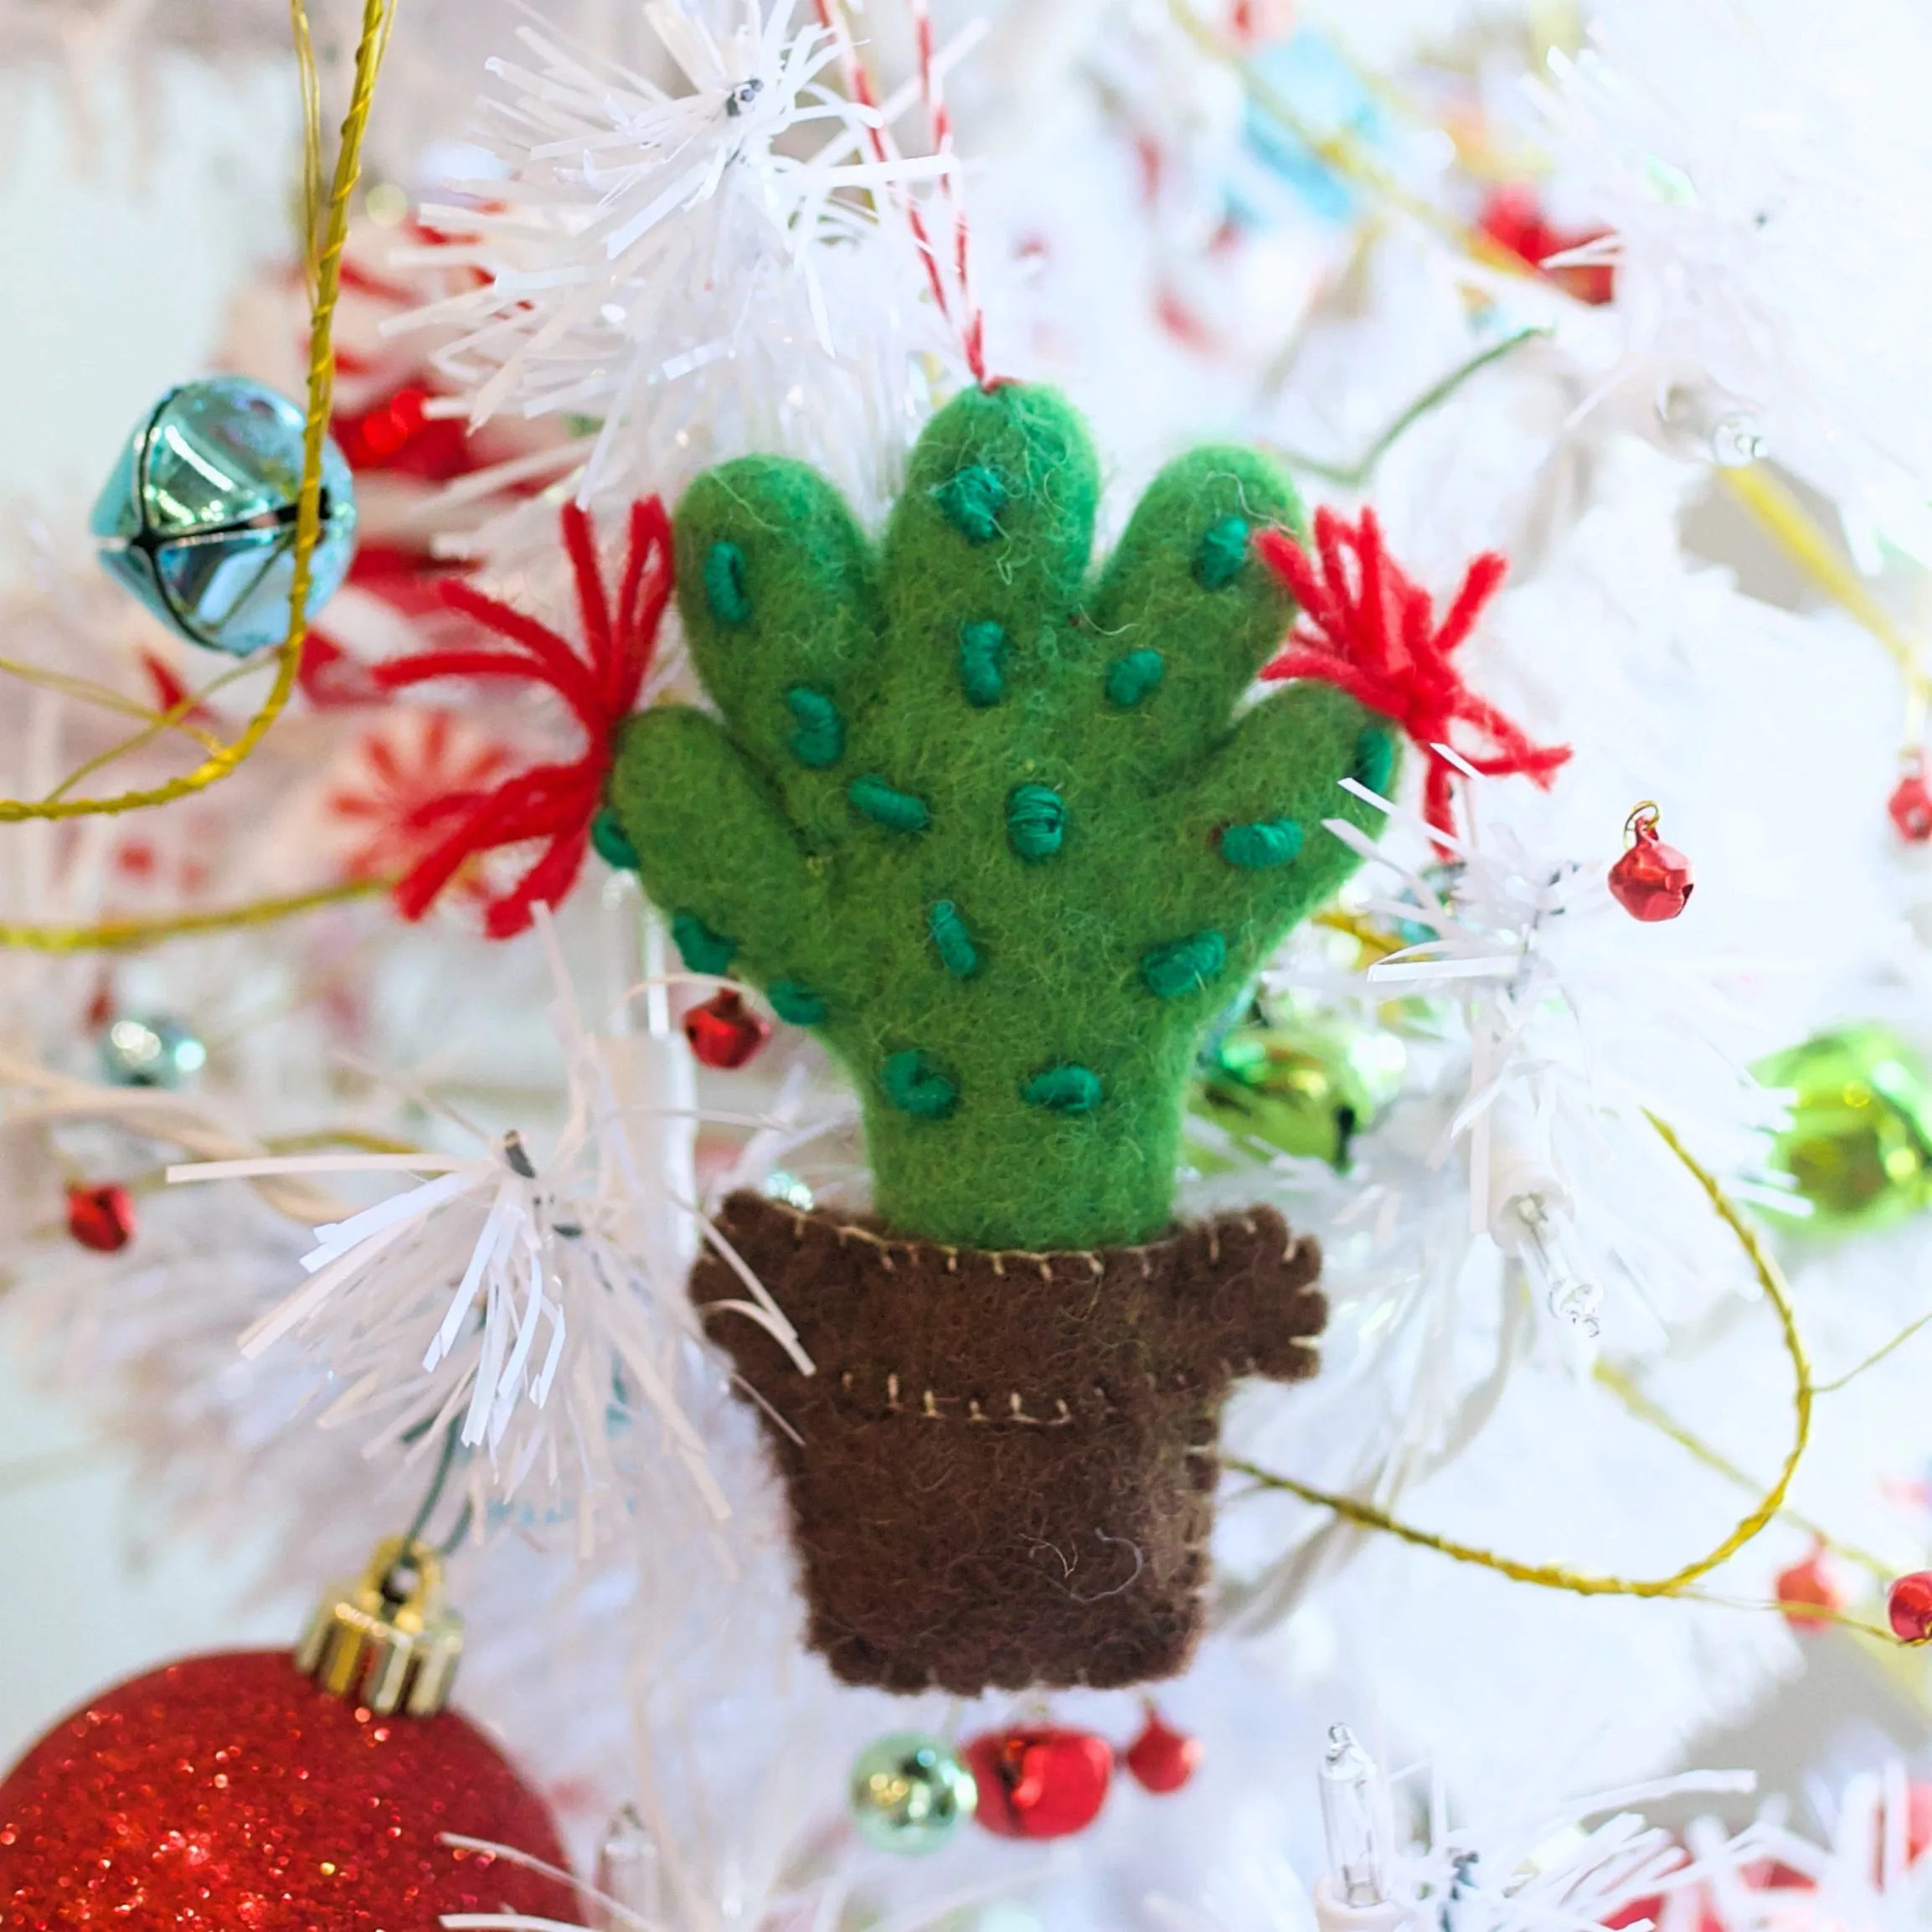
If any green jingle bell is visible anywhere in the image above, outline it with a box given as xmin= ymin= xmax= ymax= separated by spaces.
xmin=91 ymin=376 xmax=358 ymax=654
xmin=1754 ymin=1023 xmax=1932 ymax=1231
xmin=1193 ymin=1013 xmax=1404 ymax=1167
xmin=848 ymin=1733 xmax=976 ymax=1855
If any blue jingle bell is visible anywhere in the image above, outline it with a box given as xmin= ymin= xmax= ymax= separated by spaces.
xmin=90 ymin=377 xmax=358 ymax=655
xmin=98 ymin=1014 xmax=207 ymax=1090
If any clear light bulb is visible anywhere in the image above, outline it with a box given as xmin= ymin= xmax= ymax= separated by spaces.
xmin=595 ymin=1803 xmax=664 ymax=1928
xmin=1656 ymin=380 xmax=1766 ymax=468
xmin=1512 ymin=1196 xmax=1603 ymax=1340
xmin=1319 ymin=1725 xmax=1394 ymax=1908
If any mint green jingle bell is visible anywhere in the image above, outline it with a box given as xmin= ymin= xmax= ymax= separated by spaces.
xmin=848 ymin=1734 xmax=976 ymax=1854
xmin=91 ymin=377 xmax=357 ymax=654
xmin=1754 ymin=1023 xmax=1932 ymax=1232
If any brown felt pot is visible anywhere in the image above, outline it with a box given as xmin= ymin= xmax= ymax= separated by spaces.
xmin=690 ymin=1191 xmax=1327 ymax=1696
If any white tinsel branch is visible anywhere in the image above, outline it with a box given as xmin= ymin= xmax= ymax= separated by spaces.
xmin=389 ymin=0 xmax=968 ymax=546
xmin=166 ymin=911 xmax=808 ymax=1548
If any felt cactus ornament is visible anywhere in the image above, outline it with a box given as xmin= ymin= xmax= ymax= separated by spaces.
xmin=606 ymin=381 xmax=1395 ymax=1692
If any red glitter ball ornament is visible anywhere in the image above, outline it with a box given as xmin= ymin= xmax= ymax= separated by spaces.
xmin=64 ymin=1181 xmax=135 ymax=1254
xmin=964 ymin=1727 xmax=1114 ymax=1840
xmin=1608 ymin=807 xmax=1695 ymax=922
xmin=1888 ymin=1571 xmax=1932 ymax=1643
xmin=683 ymin=989 xmax=771 ymax=1069
xmin=1123 ymin=1708 xmax=1203 ymax=1795
xmin=1889 ymin=758 xmax=1932 ymax=842
xmin=1775 ymin=1542 xmax=1841 ymax=1634
xmin=0 ymin=1651 xmax=578 ymax=1929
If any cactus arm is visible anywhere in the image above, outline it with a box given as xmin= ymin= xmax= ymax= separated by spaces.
xmin=1079 ymin=446 xmax=1303 ymax=786
xmin=672 ymin=456 xmax=879 ymax=852
xmin=607 ymin=706 xmax=838 ymax=1015
xmin=1137 ymin=683 xmax=1399 ymax=995
xmin=873 ymin=386 xmax=1100 ymax=728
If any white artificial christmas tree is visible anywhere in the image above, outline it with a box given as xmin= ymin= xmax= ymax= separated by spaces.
xmin=5 ymin=2 xmax=1932 ymax=1926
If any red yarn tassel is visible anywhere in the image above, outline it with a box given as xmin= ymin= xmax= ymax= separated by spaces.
xmin=370 ymin=497 xmax=672 ymax=938
xmin=1257 ymin=507 xmax=1569 ymax=842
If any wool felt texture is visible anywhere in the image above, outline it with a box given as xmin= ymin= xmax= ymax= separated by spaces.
xmin=609 ymin=381 xmax=1395 ymax=1250
xmin=690 ymin=1190 xmax=1327 ymax=1695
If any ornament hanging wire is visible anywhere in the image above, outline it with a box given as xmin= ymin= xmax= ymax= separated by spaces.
xmin=811 ymin=0 xmax=987 ymax=385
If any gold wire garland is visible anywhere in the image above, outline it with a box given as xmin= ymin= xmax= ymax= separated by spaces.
xmin=0 ymin=653 xmax=225 ymax=756
xmin=1229 ymin=1113 xmax=1828 ymax=1609
xmin=0 ymin=878 xmax=389 ymax=955
xmin=0 ymin=0 xmax=396 ymax=828
xmin=290 ymin=0 xmax=327 ymax=296
xmin=1593 ymin=1361 xmax=1895 ymax=1584
xmin=1719 ymin=464 xmax=1932 ymax=724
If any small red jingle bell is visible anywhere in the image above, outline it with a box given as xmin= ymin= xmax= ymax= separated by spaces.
xmin=683 ymin=988 xmax=771 ymax=1069
xmin=1775 ymin=1542 xmax=1840 ymax=1634
xmin=1124 ymin=1707 xmax=1203 ymax=1794
xmin=1889 ymin=755 xmax=1932 ymax=842
xmin=65 ymin=1182 xmax=136 ymax=1254
xmin=964 ymin=1726 xmax=1114 ymax=1839
xmin=1608 ymin=803 xmax=1694 ymax=922
xmin=1888 ymin=1570 xmax=1932 ymax=1643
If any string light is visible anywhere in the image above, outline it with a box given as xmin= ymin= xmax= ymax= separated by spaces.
xmin=1315 ymin=1726 xmax=1401 ymax=1932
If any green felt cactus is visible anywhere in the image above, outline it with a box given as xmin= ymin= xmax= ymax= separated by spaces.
xmin=608 ymin=383 xmax=1394 ymax=1250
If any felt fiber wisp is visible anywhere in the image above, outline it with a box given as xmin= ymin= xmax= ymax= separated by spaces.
xmin=609 ymin=381 xmax=1395 ymax=1250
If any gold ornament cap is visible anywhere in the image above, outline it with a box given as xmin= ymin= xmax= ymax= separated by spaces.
xmin=296 ymin=1536 xmax=464 ymax=1716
